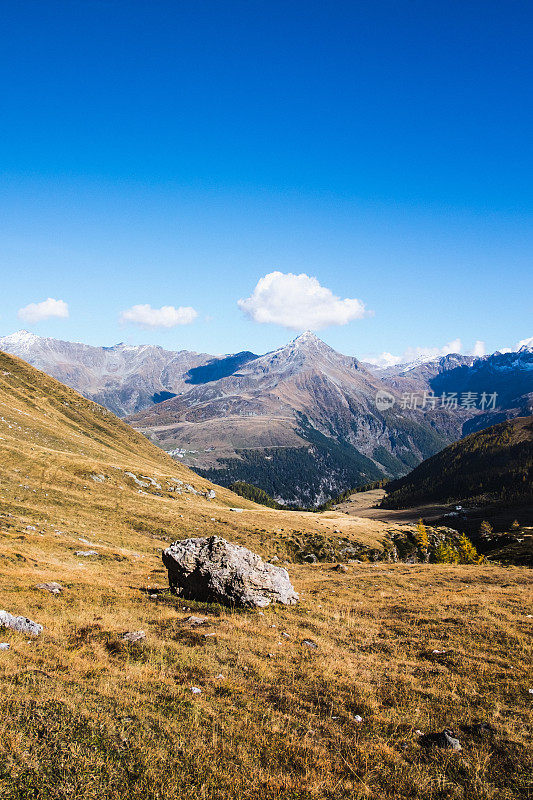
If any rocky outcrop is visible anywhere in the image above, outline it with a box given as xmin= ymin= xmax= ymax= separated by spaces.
xmin=162 ymin=536 xmax=299 ymax=608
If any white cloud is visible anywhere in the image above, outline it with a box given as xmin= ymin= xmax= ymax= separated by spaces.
xmin=470 ymin=340 xmax=486 ymax=357
xmin=238 ymin=271 xmax=371 ymax=331
xmin=18 ymin=298 xmax=69 ymax=323
xmin=364 ymin=351 xmax=403 ymax=368
xmin=365 ymin=338 xmax=472 ymax=368
xmin=120 ymin=304 xmax=198 ymax=328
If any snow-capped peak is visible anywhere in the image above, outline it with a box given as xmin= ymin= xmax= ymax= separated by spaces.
xmin=293 ymin=330 xmax=320 ymax=344
xmin=0 ymin=329 xmax=41 ymax=346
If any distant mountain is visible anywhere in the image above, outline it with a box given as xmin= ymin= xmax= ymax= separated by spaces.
xmin=383 ymin=415 xmax=533 ymax=509
xmin=0 ymin=330 xmax=216 ymax=416
xmin=368 ymin=347 xmax=533 ymax=431
xmin=431 ymin=346 xmax=533 ymax=434
xmin=128 ymin=332 xmax=461 ymax=505
xmin=2 ymin=328 xmax=531 ymax=506
xmin=367 ymin=353 xmax=478 ymax=393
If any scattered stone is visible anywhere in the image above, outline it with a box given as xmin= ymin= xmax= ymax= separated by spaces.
xmin=124 ymin=472 xmax=151 ymax=489
xmin=140 ymin=476 xmax=162 ymax=489
xmin=163 ymin=536 xmax=299 ymax=608
xmin=303 ymin=554 xmax=317 ymax=564
xmin=36 ymin=582 xmax=63 ymax=595
xmin=302 ymin=639 xmax=318 ymax=649
xmin=75 ymin=550 xmax=99 ymax=557
xmin=91 ymin=474 xmax=105 ymax=483
xmin=0 ymin=610 xmax=42 ymax=637
xmin=122 ymin=631 xmax=146 ymax=643
xmin=229 ymin=507 xmax=243 ymax=513
xmin=332 ymin=563 xmax=348 ymax=573
xmin=206 ymin=490 xmax=216 ymax=500
xmin=421 ymin=729 xmax=462 ymax=750
xmin=354 ymin=714 xmax=363 ymax=723
xmin=0 ymin=643 xmax=10 ymax=651
xmin=190 ymin=686 xmax=202 ymax=694
xmin=182 ymin=615 xmax=209 ymax=627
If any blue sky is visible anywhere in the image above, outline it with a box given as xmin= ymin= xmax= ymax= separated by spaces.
xmin=1 ymin=0 xmax=532 ymax=361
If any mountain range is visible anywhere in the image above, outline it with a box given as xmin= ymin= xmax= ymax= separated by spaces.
xmin=1 ymin=329 xmax=531 ymax=506
xmin=383 ymin=413 xmax=533 ymax=512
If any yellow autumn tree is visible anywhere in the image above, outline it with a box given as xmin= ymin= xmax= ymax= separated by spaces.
xmin=414 ymin=518 xmax=429 ymax=552
xmin=457 ymin=533 xmax=483 ymax=564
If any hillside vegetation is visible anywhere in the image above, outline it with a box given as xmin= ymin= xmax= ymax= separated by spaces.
xmin=383 ymin=416 xmax=533 ymax=509
xmin=0 ymin=351 xmax=531 ymax=799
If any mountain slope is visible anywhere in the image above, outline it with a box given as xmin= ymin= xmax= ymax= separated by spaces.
xmin=0 ymin=330 xmax=216 ymax=416
xmin=0 ymin=348 xmax=387 ymax=562
xmin=129 ymin=332 xmax=458 ymax=505
xmin=0 ymin=350 xmax=531 ymax=800
xmin=383 ymin=415 xmax=533 ymax=509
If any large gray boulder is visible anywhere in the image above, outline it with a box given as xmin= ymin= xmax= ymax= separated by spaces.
xmin=162 ymin=536 xmax=299 ymax=608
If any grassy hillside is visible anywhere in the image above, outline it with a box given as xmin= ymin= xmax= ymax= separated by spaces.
xmin=383 ymin=416 xmax=533 ymax=509
xmin=0 ymin=351 xmax=531 ymax=799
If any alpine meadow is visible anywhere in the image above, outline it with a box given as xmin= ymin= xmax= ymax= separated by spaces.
xmin=1 ymin=3 xmax=532 ymax=799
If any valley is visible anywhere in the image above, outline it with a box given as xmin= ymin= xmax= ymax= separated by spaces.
xmin=2 ymin=329 xmax=531 ymax=507
xmin=0 ymin=350 xmax=532 ymax=798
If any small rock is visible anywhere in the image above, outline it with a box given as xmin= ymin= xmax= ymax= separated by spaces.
xmin=36 ymin=582 xmax=63 ymax=595
xmin=122 ymin=631 xmax=146 ymax=643
xmin=333 ymin=564 xmax=348 ymax=573
xmin=302 ymin=639 xmax=318 ymax=649
xmin=229 ymin=507 xmax=243 ymax=513
xmin=183 ymin=616 xmax=209 ymax=627
xmin=0 ymin=643 xmax=10 ymax=651
xmin=303 ymin=554 xmax=317 ymax=564
xmin=0 ymin=610 xmax=42 ymax=637
xmin=354 ymin=714 xmax=363 ymax=723
xmin=191 ymin=686 xmax=202 ymax=694
xmin=75 ymin=550 xmax=99 ymax=557
xmin=206 ymin=490 xmax=216 ymax=500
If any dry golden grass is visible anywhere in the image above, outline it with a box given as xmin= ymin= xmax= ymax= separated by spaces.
xmin=0 ymin=351 xmax=532 ymax=799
